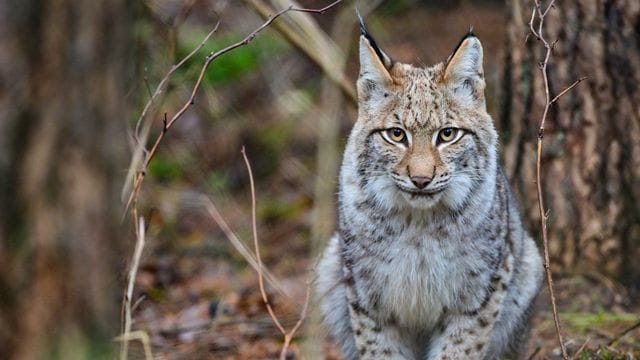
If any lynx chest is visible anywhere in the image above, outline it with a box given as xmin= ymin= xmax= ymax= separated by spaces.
xmin=347 ymin=219 xmax=488 ymax=330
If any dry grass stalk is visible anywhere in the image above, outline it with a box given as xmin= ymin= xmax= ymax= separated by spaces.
xmin=573 ymin=337 xmax=590 ymax=359
xmin=527 ymin=1 xmax=586 ymax=359
xmin=241 ymin=148 xmax=312 ymax=360
xmin=119 ymin=217 xmax=151 ymax=360
xmin=202 ymin=196 xmax=290 ymax=300
xmin=115 ymin=330 xmax=153 ymax=360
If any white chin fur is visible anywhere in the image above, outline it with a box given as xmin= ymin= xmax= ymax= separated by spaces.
xmin=398 ymin=190 xmax=443 ymax=209
xmin=441 ymin=175 xmax=473 ymax=209
xmin=366 ymin=177 xmax=407 ymax=211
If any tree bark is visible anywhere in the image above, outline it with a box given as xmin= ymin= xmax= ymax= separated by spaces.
xmin=501 ymin=0 xmax=640 ymax=294
xmin=0 ymin=0 xmax=135 ymax=357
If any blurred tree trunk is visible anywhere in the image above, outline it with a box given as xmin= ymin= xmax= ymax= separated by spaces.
xmin=501 ymin=0 xmax=640 ymax=294
xmin=0 ymin=0 xmax=134 ymax=357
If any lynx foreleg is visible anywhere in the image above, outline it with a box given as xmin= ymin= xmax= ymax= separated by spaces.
xmin=343 ymin=265 xmax=413 ymax=360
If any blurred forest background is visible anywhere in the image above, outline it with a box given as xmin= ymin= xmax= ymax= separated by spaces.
xmin=0 ymin=0 xmax=638 ymax=359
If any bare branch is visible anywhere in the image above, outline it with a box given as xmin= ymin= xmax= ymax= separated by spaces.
xmin=123 ymin=0 xmax=343 ymax=215
xmin=133 ymin=23 xmax=220 ymax=146
xmin=528 ymin=1 xmax=585 ymax=359
xmin=122 ymin=22 xmax=220 ymax=204
xmin=541 ymin=0 xmax=556 ymax=18
xmin=550 ymin=77 xmax=588 ymax=104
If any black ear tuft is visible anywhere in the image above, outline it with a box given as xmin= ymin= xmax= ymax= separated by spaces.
xmin=356 ymin=9 xmax=387 ymax=67
xmin=447 ymin=30 xmax=478 ymax=64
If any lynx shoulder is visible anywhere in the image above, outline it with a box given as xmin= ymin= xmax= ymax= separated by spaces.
xmin=315 ymin=17 xmax=543 ymax=360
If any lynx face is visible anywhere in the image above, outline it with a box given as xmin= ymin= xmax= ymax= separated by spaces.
xmin=350 ymin=33 xmax=498 ymax=211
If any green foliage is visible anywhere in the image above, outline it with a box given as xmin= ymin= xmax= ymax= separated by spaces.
xmin=562 ymin=310 xmax=639 ymax=334
xmin=208 ymin=170 xmax=231 ymax=192
xmin=258 ymin=197 xmax=306 ymax=223
xmin=149 ymin=155 xmax=184 ymax=182
xmin=176 ymin=30 xmax=289 ymax=86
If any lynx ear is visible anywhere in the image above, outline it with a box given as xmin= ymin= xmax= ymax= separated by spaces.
xmin=357 ymin=12 xmax=393 ymax=102
xmin=444 ymin=32 xmax=486 ymax=107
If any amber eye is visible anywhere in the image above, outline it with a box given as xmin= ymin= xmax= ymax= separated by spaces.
xmin=387 ymin=128 xmax=406 ymax=143
xmin=438 ymin=128 xmax=459 ymax=143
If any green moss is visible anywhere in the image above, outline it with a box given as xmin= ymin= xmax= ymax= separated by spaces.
xmin=176 ymin=30 xmax=289 ymax=86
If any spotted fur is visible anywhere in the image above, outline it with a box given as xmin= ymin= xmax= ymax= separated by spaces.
xmin=315 ymin=25 xmax=543 ymax=360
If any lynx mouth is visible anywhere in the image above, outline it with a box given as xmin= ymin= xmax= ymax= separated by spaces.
xmin=396 ymin=186 xmax=445 ymax=198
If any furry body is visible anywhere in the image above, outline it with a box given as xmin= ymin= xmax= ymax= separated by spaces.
xmin=315 ymin=23 xmax=543 ymax=360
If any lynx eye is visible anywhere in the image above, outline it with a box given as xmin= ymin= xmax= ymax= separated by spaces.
xmin=384 ymin=127 xmax=407 ymax=144
xmin=437 ymin=127 xmax=460 ymax=144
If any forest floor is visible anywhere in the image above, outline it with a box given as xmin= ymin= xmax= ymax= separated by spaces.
xmin=130 ymin=221 xmax=640 ymax=359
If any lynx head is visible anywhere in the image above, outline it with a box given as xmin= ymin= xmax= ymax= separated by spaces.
xmin=345 ymin=19 xmax=498 ymax=211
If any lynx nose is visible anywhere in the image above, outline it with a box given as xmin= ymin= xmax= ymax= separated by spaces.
xmin=410 ymin=176 xmax=432 ymax=189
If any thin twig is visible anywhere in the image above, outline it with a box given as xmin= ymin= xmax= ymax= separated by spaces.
xmin=133 ymin=23 xmax=220 ymax=145
xmin=572 ymin=337 xmax=590 ymax=359
xmin=527 ymin=346 xmax=541 ymax=360
xmin=528 ymin=1 xmax=585 ymax=359
xmin=122 ymin=22 xmax=220 ymax=205
xmin=606 ymin=319 xmax=640 ymax=346
xmin=551 ymin=77 xmax=587 ymax=104
xmin=241 ymin=147 xmax=287 ymax=335
xmin=123 ymin=0 xmax=343 ymax=215
xmin=241 ymin=148 xmax=313 ymax=360
xmin=131 ymin=295 xmax=146 ymax=313
xmin=280 ymin=283 xmax=312 ymax=360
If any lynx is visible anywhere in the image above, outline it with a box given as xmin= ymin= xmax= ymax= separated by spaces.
xmin=315 ymin=18 xmax=543 ymax=360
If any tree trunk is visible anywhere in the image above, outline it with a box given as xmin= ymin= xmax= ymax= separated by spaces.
xmin=501 ymin=0 xmax=640 ymax=294
xmin=0 ymin=0 xmax=135 ymax=357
